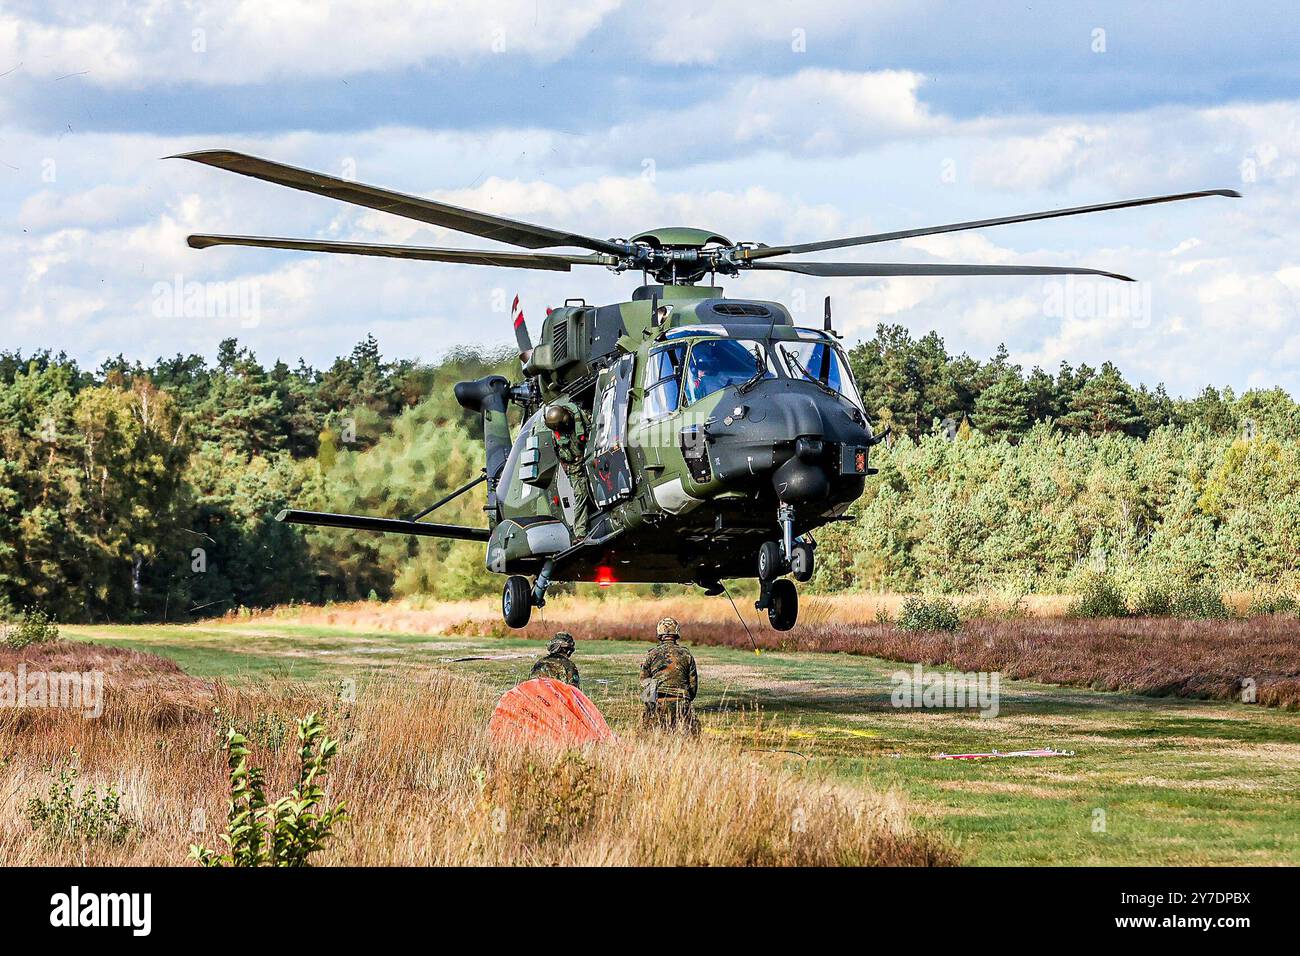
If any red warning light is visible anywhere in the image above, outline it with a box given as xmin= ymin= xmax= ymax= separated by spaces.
xmin=596 ymin=566 xmax=615 ymax=588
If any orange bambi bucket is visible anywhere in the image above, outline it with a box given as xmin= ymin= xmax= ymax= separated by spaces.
xmin=488 ymin=677 xmax=616 ymax=747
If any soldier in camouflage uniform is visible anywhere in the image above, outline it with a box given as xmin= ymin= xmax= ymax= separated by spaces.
xmin=545 ymin=399 xmax=592 ymax=540
xmin=640 ymin=617 xmax=699 ymax=735
xmin=530 ymin=631 xmax=580 ymax=688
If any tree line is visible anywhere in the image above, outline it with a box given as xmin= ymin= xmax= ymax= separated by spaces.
xmin=1 ymin=327 xmax=1295 ymax=622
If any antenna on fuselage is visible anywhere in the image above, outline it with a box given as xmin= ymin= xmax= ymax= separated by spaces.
xmin=819 ymin=296 xmax=835 ymax=383
xmin=824 ymin=296 xmax=842 ymax=338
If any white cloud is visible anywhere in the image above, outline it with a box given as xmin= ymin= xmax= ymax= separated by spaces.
xmin=0 ymin=1 xmax=622 ymax=86
xmin=2 ymin=73 xmax=1297 ymax=397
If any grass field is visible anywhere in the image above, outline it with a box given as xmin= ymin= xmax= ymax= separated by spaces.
xmin=59 ymin=610 xmax=1300 ymax=866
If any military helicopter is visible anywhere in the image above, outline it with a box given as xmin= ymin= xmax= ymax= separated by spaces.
xmin=174 ymin=150 xmax=1238 ymax=629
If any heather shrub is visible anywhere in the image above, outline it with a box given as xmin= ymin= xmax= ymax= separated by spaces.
xmin=896 ymin=596 xmax=961 ymax=632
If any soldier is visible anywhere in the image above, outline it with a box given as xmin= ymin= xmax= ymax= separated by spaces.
xmin=530 ymin=631 xmax=580 ymax=688
xmin=544 ymin=399 xmax=592 ymax=540
xmin=640 ymin=617 xmax=699 ymax=735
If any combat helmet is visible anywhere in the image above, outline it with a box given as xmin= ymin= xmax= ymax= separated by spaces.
xmin=656 ymin=617 xmax=680 ymax=640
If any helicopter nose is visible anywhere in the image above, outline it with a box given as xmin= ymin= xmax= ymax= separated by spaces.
xmin=772 ymin=455 xmax=830 ymax=503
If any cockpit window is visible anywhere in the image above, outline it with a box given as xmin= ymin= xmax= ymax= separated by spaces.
xmin=683 ymin=338 xmax=774 ymax=406
xmin=641 ymin=345 xmax=686 ymax=422
xmin=777 ymin=339 xmax=865 ymax=411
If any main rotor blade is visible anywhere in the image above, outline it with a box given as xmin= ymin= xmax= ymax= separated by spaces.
xmin=172 ymin=150 xmax=629 ymax=255
xmin=187 ymin=234 xmax=614 ymax=271
xmin=745 ymin=188 xmax=1241 ymax=260
xmin=750 ymin=261 xmax=1135 ymax=281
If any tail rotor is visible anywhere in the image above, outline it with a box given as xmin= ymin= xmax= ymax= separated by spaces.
xmin=511 ymin=294 xmax=533 ymax=363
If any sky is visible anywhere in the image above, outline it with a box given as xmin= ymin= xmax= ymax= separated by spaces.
xmin=2 ymin=1 xmax=1298 ymax=396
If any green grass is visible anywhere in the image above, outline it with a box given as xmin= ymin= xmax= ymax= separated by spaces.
xmin=65 ymin=620 xmax=1300 ymax=866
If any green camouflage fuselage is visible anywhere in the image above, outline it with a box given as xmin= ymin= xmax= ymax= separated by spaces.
xmin=486 ymin=283 xmax=872 ymax=585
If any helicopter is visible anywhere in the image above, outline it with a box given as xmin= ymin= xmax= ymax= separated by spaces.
xmin=173 ymin=149 xmax=1238 ymax=629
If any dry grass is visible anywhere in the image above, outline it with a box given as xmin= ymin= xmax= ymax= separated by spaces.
xmin=0 ymin=643 xmax=954 ymax=866
xmin=253 ymin=591 xmax=1073 ymax=635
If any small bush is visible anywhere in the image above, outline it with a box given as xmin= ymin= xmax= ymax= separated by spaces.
xmin=896 ymin=596 xmax=961 ymax=633
xmin=1130 ymin=583 xmax=1173 ymax=617
xmin=209 ymin=706 xmax=291 ymax=752
xmin=1246 ymin=591 xmax=1299 ymax=617
xmin=191 ymin=712 xmax=347 ymax=867
xmin=506 ymin=751 xmax=601 ymax=843
xmin=25 ymin=751 xmax=131 ymax=846
xmin=1068 ymin=573 xmax=1130 ymax=619
xmin=3 ymin=607 xmax=59 ymax=648
xmin=1170 ymin=585 xmax=1229 ymax=619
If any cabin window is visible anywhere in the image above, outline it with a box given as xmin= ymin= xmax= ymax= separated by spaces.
xmin=682 ymin=338 xmax=773 ymax=405
xmin=641 ymin=345 xmax=686 ymax=421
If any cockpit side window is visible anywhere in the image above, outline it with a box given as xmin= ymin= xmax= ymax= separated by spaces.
xmin=777 ymin=339 xmax=865 ymax=412
xmin=641 ymin=344 xmax=686 ymax=421
xmin=683 ymin=338 xmax=773 ymax=406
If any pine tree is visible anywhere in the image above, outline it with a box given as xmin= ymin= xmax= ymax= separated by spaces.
xmin=1060 ymin=362 xmax=1146 ymax=437
xmin=973 ymin=370 xmax=1032 ymax=438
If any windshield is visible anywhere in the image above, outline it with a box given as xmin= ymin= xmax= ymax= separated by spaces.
xmin=777 ymin=339 xmax=865 ymax=410
xmin=683 ymin=338 xmax=774 ymax=405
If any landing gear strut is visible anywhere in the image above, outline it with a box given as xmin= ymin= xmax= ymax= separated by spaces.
xmin=754 ymin=502 xmax=808 ymax=630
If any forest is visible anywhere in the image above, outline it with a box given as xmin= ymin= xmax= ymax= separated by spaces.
xmin=1 ymin=326 xmax=1296 ymax=622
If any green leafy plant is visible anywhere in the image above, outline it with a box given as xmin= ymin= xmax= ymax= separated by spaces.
xmin=1246 ymin=590 xmax=1298 ymax=617
xmin=1130 ymin=583 xmax=1173 ymax=617
xmin=896 ymin=596 xmax=961 ymax=633
xmin=3 ymin=607 xmax=60 ymax=648
xmin=1067 ymin=573 xmax=1130 ymax=619
xmin=209 ymin=706 xmax=291 ymax=752
xmin=192 ymin=713 xmax=347 ymax=867
xmin=25 ymin=751 xmax=131 ymax=846
xmin=1170 ymin=585 xmax=1229 ymax=620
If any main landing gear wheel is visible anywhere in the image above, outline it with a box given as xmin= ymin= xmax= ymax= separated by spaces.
xmin=757 ymin=541 xmax=784 ymax=581
xmin=791 ymin=542 xmax=814 ymax=582
xmin=768 ymin=578 xmax=798 ymax=631
xmin=503 ymin=575 xmax=532 ymax=628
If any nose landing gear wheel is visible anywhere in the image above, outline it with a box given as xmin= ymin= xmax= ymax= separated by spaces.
xmin=768 ymin=578 xmax=798 ymax=631
xmin=791 ymin=542 xmax=814 ymax=582
xmin=503 ymin=575 xmax=532 ymax=628
xmin=757 ymin=541 xmax=784 ymax=581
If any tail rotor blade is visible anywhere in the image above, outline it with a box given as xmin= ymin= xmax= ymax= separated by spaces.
xmin=511 ymin=295 xmax=533 ymax=358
